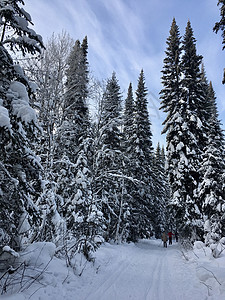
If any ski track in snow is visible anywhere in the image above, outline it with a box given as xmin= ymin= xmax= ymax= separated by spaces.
xmin=81 ymin=240 xmax=208 ymax=300
xmin=5 ymin=239 xmax=223 ymax=300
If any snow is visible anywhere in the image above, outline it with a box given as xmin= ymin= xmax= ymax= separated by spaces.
xmin=0 ymin=102 xmax=12 ymax=130
xmin=13 ymin=64 xmax=25 ymax=77
xmin=176 ymin=141 xmax=184 ymax=151
xmin=20 ymin=8 xmax=32 ymax=22
xmin=180 ymin=152 xmax=188 ymax=166
xmin=1 ymin=239 xmax=225 ymax=299
xmin=7 ymin=81 xmax=37 ymax=124
xmin=197 ymin=117 xmax=202 ymax=128
xmin=22 ymin=242 xmax=56 ymax=267
xmin=15 ymin=16 xmax=29 ymax=30
xmin=2 ymin=246 xmax=19 ymax=258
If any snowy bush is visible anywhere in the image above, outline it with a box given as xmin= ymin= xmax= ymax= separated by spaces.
xmin=22 ymin=242 xmax=56 ymax=267
xmin=0 ymin=246 xmax=20 ymax=273
xmin=194 ymin=241 xmax=205 ymax=250
xmin=0 ymin=242 xmax=56 ymax=296
xmin=210 ymin=237 xmax=225 ymax=258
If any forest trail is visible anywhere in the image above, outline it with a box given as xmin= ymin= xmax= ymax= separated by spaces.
xmin=3 ymin=239 xmax=224 ymax=300
xmin=82 ymin=240 xmax=207 ymax=300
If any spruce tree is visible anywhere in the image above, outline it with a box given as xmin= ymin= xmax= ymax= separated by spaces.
xmin=52 ymin=37 xmax=99 ymax=257
xmin=160 ymin=20 xmax=209 ymax=241
xmin=179 ymin=21 xmax=208 ymax=240
xmin=160 ymin=18 xmax=182 ymax=134
xmin=128 ymin=70 xmax=154 ymax=239
xmin=0 ymin=0 xmax=44 ymax=251
xmin=159 ymin=18 xmax=183 ymax=238
xmin=54 ymin=36 xmax=90 ymax=206
xmin=122 ymin=83 xmax=139 ymax=241
xmin=93 ymin=72 xmax=128 ymax=242
xmin=199 ymin=81 xmax=225 ymax=244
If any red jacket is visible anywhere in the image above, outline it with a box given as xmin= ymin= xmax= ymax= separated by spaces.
xmin=168 ymin=232 xmax=174 ymax=237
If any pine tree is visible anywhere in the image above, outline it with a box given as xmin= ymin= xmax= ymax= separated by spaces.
xmin=199 ymin=81 xmax=225 ymax=244
xmin=93 ymin=72 xmax=129 ymax=242
xmin=160 ymin=20 xmax=209 ymax=241
xmin=0 ymin=0 xmax=44 ymax=251
xmin=122 ymin=83 xmax=138 ymax=241
xmin=160 ymin=18 xmax=182 ymax=134
xmin=178 ymin=21 xmax=208 ymax=240
xmin=159 ymin=18 xmax=184 ymax=238
xmin=54 ymin=37 xmax=90 ymax=205
xmin=52 ymin=37 xmax=100 ymax=258
xmin=57 ymin=38 xmax=90 ymax=159
xmin=128 ymin=70 xmax=154 ymax=240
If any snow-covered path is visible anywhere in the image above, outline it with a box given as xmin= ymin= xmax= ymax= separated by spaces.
xmin=79 ymin=240 xmax=207 ymax=300
xmin=4 ymin=239 xmax=225 ymax=299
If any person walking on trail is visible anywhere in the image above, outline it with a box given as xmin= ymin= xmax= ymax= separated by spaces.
xmin=162 ymin=231 xmax=168 ymax=248
xmin=168 ymin=231 xmax=174 ymax=245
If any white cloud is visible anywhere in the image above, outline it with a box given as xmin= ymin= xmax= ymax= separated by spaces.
xmin=23 ymin=0 xmax=225 ymax=139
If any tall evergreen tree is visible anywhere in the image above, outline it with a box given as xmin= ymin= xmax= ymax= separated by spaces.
xmin=57 ymin=38 xmax=90 ymax=157
xmin=52 ymin=37 xmax=99 ymax=257
xmin=93 ymin=72 xmax=129 ymax=242
xmin=122 ymin=83 xmax=139 ymax=241
xmin=159 ymin=18 xmax=183 ymax=237
xmin=128 ymin=70 xmax=154 ymax=239
xmin=160 ymin=18 xmax=182 ymax=134
xmin=54 ymin=36 xmax=90 ymax=206
xmin=160 ymin=20 xmax=209 ymax=241
xmin=199 ymin=81 xmax=225 ymax=244
xmin=0 ymin=0 xmax=44 ymax=251
xmin=178 ymin=21 xmax=208 ymax=240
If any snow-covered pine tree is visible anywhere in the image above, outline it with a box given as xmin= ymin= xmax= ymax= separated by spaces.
xmin=213 ymin=0 xmax=225 ymax=83
xmin=160 ymin=20 xmax=208 ymax=241
xmin=93 ymin=72 xmax=129 ymax=242
xmin=122 ymin=83 xmax=138 ymax=241
xmin=178 ymin=20 xmax=207 ymax=240
xmin=56 ymin=38 xmax=90 ymax=160
xmin=199 ymin=79 xmax=225 ymax=244
xmin=0 ymin=0 xmax=44 ymax=251
xmin=159 ymin=18 xmax=184 ymax=236
xmin=53 ymin=37 xmax=100 ymax=259
xmin=160 ymin=18 xmax=182 ymax=134
xmin=130 ymin=69 xmax=154 ymax=239
xmin=54 ymin=37 xmax=90 ymax=213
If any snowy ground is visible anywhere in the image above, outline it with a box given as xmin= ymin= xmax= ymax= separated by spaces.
xmin=1 ymin=239 xmax=225 ymax=299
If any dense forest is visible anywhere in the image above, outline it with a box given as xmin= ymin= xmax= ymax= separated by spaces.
xmin=0 ymin=0 xmax=225 ymax=270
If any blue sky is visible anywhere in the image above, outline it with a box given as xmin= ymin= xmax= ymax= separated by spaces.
xmin=24 ymin=0 xmax=224 ymax=147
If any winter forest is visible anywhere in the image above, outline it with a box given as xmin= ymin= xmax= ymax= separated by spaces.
xmin=1 ymin=0 xmax=225 ymax=298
